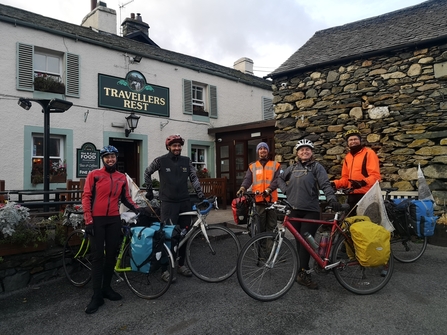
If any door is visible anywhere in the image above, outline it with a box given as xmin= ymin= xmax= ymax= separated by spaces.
xmin=110 ymin=138 xmax=141 ymax=186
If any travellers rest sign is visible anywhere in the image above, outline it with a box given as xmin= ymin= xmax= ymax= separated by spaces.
xmin=98 ymin=71 xmax=169 ymax=117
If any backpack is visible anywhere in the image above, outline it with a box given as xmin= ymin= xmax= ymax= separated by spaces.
xmin=349 ymin=219 xmax=391 ymax=267
xmin=130 ymin=224 xmax=165 ymax=273
xmin=384 ymin=200 xmax=413 ymax=236
xmin=231 ymin=196 xmax=248 ymax=225
xmin=393 ymin=199 xmax=437 ymax=237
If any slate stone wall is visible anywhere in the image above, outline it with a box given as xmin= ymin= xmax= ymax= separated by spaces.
xmin=272 ymin=45 xmax=447 ymax=205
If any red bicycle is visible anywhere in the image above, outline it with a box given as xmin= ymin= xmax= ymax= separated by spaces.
xmin=236 ymin=199 xmax=394 ymax=301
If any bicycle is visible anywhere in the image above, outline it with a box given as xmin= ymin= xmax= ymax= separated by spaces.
xmin=237 ymin=199 xmax=394 ymax=301
xmin=177 ymin=196 xmax=241 ymax=282
xmin=62 ymin=213 xmax=176 ymax=299
xmin=383 ymin=187 xmax=428 ymax=263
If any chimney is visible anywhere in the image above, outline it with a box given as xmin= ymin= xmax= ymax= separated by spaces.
xmin=82 ymin=2 xmax=117 ymax=34
xmin=122 ymin=12 xmax=150 ymax=37
xmin=234 ymin=57 xmax=254 ymax=75
xmin=91 ymin=0 xmax=96 ymax=11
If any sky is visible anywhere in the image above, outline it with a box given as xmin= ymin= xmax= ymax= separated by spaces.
xmin=1 ymin=0 xmax=427 ymax=77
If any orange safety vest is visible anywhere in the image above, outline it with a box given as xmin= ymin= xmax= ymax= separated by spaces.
xmin=250 ymin=160 xmax=280 ymax=202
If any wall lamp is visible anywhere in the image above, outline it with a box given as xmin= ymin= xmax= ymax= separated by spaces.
xmin=125 ymin=112 xmax=140 ymax=137
xmin=130 ymin=55 xmax=142 ymax=63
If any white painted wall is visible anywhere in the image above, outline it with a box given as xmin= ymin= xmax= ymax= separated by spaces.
xmin=0 ymin=18 xmax=271 ymax=190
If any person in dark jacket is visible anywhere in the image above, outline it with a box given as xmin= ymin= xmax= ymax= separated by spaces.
xmin=278 ymin=139 xmax=341 ymax=290
xmin=144 ymin=135 xmax=204 ymax=282
xmin=82 ymin=145 xmax=141 ymax=314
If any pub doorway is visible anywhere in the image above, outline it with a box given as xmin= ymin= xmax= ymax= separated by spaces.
xmin=109 ymin=138 xmax=141 ymax=185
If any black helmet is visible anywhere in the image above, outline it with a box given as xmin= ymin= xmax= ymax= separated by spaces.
xmin=344 ymin=129 xmax=361 ymax=140
xmin=100 ymin=145 xmax=119 ymax=158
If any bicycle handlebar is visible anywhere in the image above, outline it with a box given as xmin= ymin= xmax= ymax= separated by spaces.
xmin=192 ymin=196 xmax=217 ymax=215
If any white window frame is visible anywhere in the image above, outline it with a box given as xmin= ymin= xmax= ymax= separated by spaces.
xmin=191 ymin=145 xmax=207 ymax=172
xmin=31 ymin=134 xmax=65 ymax=184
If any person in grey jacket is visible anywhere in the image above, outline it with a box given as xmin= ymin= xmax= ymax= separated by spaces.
xmin=278 ymin=139 xmax=341 ymax=290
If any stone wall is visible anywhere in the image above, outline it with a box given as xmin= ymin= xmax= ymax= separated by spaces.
xmin=272 ymin=45 xmax=447 ymax=206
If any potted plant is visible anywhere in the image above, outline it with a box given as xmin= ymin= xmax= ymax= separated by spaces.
xmin=0 ymin=202 xmax=48 ymax=255
xmin=197 ymin=167 xmax=210 ymax=179
xmin=34 ymin=74 xmax=65 ymax=94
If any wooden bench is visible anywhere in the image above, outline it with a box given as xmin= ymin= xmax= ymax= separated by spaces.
xmin=381 ymin=190 xmax=418 ymax=200
xmin=199 ymin=177 xmax=227 ymax=209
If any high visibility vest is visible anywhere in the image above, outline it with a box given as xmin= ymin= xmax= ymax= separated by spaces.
xmin=250 ymin=160 xmax=280 ymax=202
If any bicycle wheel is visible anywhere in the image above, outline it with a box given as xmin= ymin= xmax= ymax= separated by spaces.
xmin=122 ymin=242 xmax=174 ymax=299
xmin=62 ymin=229 xmax=92 ymax=287
xmin=237 ymin=232 xmax=298 ymax=302
xmin=331 ymin=234 xmax=394 ymax=295
xmin=391 ymin=234 xmax=427 ymax=263
xmin=186 ymin=225 xmax=241 ymax=283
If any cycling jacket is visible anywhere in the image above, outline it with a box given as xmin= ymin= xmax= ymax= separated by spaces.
xmin=333 ymin=147 xmax=381 ymax=194
xmin=82 ymin=167 xmax=138 ymax=224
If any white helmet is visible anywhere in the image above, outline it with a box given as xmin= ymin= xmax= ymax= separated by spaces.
xmin=295 ymin=139 xmax=314 ymax=150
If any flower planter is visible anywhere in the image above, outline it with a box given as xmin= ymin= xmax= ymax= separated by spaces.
xmin=0 ymin=241 xmax=47 ymax=257
xmin=50 ymin=174 xmax=67 ymax=183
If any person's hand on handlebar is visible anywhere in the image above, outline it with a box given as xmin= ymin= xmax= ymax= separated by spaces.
xmin=236 ymin=187 xmax=245 ymax=197
xmin=349 ymin=179 xmax=366 ymax=189
xmin=329 ymin=201 xmax=343 ymax=212
xmin=262 ymin=188 xmax=272 ymax=198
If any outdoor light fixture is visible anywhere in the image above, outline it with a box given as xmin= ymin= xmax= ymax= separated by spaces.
xmin=130 ymin=55 xmax=142 ymax=63
xmin=125 ymin=112 xmax=140 ymax=137
xmin=17 ymin=97 xmax=73 ymax=211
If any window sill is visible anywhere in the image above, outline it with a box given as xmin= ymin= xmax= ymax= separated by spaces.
xmin=33 ymin=91 xmax=65 ymax=100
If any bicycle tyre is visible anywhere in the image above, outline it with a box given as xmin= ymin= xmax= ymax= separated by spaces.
xmin=122 ymin=242 xmax=174 ymax=299
xmin=62 ymin=229 xmax=92 ymax=287
xmin=391 ymin=234 xmax=427 ymax=263
xmin=186 ymin=225 xmax=241 ymax=283
xmin=237 ymin=232 xmax=298 ymax=302
xmin=331 ymin=234 xmax=394 ymax=295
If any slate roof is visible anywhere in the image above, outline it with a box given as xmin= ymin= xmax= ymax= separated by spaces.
xmin=269 ymin=0 xmax=447 ymax=78
xmin=0 ymin=4 xmax=270 ymax=89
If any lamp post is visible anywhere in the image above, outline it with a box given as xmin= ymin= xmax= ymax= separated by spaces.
xmin=18 ymin=98 xmax=73 ymax=211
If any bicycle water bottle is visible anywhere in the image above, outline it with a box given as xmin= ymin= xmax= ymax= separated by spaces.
xmin=318 ymin=232 xmax=330 ymax=257
xmin=304 ymin=232 xmax=318 ymax=250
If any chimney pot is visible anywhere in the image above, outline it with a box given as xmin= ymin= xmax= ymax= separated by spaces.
xmin=137 ymin=13 xmax=142 ymax=21
xmin=131 ymin=13 xmax=135 ymax=19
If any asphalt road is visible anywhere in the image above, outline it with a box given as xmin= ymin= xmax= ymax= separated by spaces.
xmin=1 ymin=234 xmax=447 ymax=335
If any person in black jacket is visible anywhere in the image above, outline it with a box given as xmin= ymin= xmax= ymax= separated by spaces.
xmin=144 ymin=135 xmax=204 ymax=282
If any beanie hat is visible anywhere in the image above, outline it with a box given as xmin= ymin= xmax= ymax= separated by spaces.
xmin=256 ymin=142 xmax=269 ymax=153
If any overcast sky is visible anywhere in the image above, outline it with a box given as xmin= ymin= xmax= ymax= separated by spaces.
xmin=1 ymin=0 xmax=427 ymax=77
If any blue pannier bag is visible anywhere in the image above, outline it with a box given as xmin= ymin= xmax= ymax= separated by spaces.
xmin=130 ymin=225 xmax=165 ymax=273
xmin=151 ymin=222 xmax=181 ymax=258
xmin=393 ymin=199 xmax=437 ymax=237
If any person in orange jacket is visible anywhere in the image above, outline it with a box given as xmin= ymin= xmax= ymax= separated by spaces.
xmin=332 ymin=129 xmax=381 ymax=214
xmin=236 ymin=142 xmax=281 ymax=234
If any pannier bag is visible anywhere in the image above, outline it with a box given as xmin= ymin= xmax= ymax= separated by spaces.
xmin=350 ymin=220 xmax=391 ymax=267
xmin=393 ymin=199 xmax=437 ymax=237
xmin=343 ymin=216 xmax=372 ymax=260
xmin=130 ymin=225 xmax=165 ymax=273
xmin=231 ymin=196 xmax=248 ymax=225
xmin=151 ymin=222 xmax=181 ymax=259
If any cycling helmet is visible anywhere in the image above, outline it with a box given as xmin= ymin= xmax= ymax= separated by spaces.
xmin=165 ymin=134 xmax=185 ymax=149
xmin=100 ymin=145 xmax=119 ymax=158
xmin=295 ymin=139 xmax=314 ymax=150
xmin=344 ymin=129 xmax=361 ymax=140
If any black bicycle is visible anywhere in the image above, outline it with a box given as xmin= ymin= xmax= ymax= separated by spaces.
xmin=383 ymin=188 xmax=427 ymax=263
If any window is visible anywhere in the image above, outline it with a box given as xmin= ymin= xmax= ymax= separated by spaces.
xmin=191 ymin=145 xmax=209 ymax=178
xmin=17 ymin=42 xmax=80 ymax=97
xmin=31 ymin=135 xmax=66 ymax=185
xmin=183 ymin=79 xmax=217 ymax=119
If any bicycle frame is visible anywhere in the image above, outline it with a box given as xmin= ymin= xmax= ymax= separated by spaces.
xmin=178 ymin=197 xmax=216 ymax=250
xmin=277 ymin=210 xmax=351 ymax=271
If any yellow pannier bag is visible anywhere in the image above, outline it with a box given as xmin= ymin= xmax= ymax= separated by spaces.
xmin=342 ymin=216 xmax=371 ymax=260
xmin=350 ymin=221 xmax=391 ymax=267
